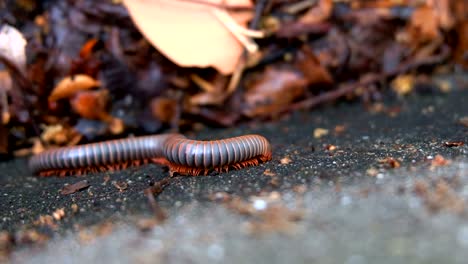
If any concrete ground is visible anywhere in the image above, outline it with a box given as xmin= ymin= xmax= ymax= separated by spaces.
xmin=1 ymin=80 xmax=467 ymax=263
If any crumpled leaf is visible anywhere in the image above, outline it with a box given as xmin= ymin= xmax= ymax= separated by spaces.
xmin=295 ymin=46 xmax=333 ymax=86
xmin=299 ymin=0 xmax=333 ymax=24
xmin=70 ymin=89 xmax=124 ymax=134
xmin=400 ymin=5 xmax=441 ymax=48
xmin=150 ymin=97 xmax=179 ymax=124
xmin=243 ymin=67 xmax=308 ymax=117
xmin=429 ymin=0 xmax=455 ymax=31
xmin=70 ymin=89 xmax=110 ymax=120
xmin=189 ymin=74 xmax=229 ymax=106
xmin=49 ymin=74 xmax=100 ymax=102
xmin=122 ymin=0 xmax=253 ymax=75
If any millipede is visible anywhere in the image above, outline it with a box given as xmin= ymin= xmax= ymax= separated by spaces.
xmin=29 ymin=134 xmax=272 ymax=177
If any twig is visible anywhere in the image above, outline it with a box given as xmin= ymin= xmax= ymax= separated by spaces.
xmin=176 ymin=0 xmax=254 ymax=12
xmin=250 ymin=0 xmax=269 ymax=29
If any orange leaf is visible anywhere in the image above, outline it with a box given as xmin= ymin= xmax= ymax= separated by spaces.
xmin=70 ymin=89 xmax=110 ymax=120
xmin=123 ymin=0 xmax=253 ymax=75
xmin=299 ymin=0 xmax=333 ymax=24
xmin=49 ymin=74 xmax=100 ymax=102
xmin=406 ymin=6 xmax=440 ymax=45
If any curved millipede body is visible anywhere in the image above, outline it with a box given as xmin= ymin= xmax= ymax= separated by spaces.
xmin=29 ymin=134 xmax=272 ymax=176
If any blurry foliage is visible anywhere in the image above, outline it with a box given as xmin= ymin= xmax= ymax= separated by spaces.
xmin=0 ymin=0 xmax=466 ymax=156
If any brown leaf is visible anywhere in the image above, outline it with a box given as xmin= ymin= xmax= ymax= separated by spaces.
xmin=403 ymin=5 xmax=441 ymax=47
xmin=70 ymin=89 xmax=110 ymax=120
xmin=429 ymin=0 xmax=455 ymax=30
xmin=150 ymin=97 xmax=178 ymax=123
xmin=123 ymin=0 xmax=254 ymax=75
xmin=295 ymin=47 xmax=333 ymax=85
xmin=61 ymin=180 xmax=90 ymax=195
xmin=299 ymin=0 xmax=333 ymax=24
xmin=189 ymin=74 xmax=230 ymax=106
xmin=243 ymin=67 xmax=308 ymax=117
xmin=49 ymin=74 xmax=100 ymax=102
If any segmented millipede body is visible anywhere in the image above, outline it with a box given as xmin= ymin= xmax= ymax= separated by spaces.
xmin=29 ymin=134 xmax=272 ymax=176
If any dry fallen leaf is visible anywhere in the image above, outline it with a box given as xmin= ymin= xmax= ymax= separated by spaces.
xmin=49 ymin=74 xmax=100 ymax=102
xmin=299 ymin=0 xmax=333 ymax=24
xmin=123 ymin=0 xmax=254 ymax=75
xmin=243 ymin=67 xmax=308 ymax=117
xmin=295 ymin=46 xmax=333 ymax=86
xmin=401 ymin=5 xmax=441 ymax=48
xmin=150 ymin=97 xmax=179 ymax=123
xmin=428 ymin=0 xmax=455 ymax=31
xmin=0 ymin=24 xmax=27 ymax=72
xmin=61 ymin=180 xmax=90 ymax=195
xmin=189 ymin=74 xmax=230 ymax=106
xmin=70 ymin=89 xmax=110 ymax=120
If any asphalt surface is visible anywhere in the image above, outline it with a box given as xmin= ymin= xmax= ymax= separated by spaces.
xmin=1 ymin=83 xmax=467 ymax=263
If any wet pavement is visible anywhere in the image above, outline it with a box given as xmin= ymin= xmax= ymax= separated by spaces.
xmin=1 ymin=85 xmax=467 ymax=263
